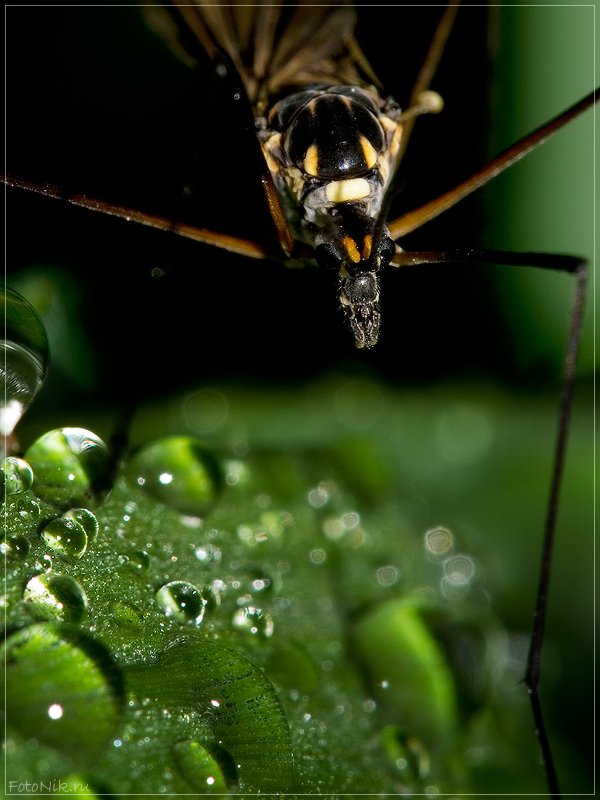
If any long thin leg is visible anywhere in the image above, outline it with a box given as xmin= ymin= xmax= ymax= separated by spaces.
xmin=395 ymin=0 xmax=460 ymax=166
xmin=393 ymin=246 xmax=587 ymax=797
xmin=388 ymin=89 xmax=598 ymax=240
xmin=2 ymin=174 xmax=285 ymax=261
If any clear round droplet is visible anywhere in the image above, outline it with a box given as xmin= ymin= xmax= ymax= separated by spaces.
xmin=424 ymin=526 xmax=453 ymax=557
xmin=110 ymin=599 xmax=143 ymax=629
xmin=1 ymin=534 xmax=30 ymax=561
xmin=155 ymin=580 xmax=206 ymax=625
xmin=25 ymin=428 xmax=109 ymax=510
xmin=232 ymin=606 xmax=274 ymax=639
xmin=1 ymin=456 xmax=34 ymax=495
xmin=0 ymin=287 xmax=49 ymax=436
xmin=23 ymin=572 xmax=88 ymax=623
xmin=444 ymin=555 xmax=475 ymax=584
xmin=247 ymin=568 xmax=276 ymax=595
xmin=127 ymin=437 xmax=222 ymax=516
xmin=376 ymin=565 xmax=399 ymax=587
xmin=62 ymin=508 xmax=99 ymax=541
xmin=172 ymin=739 xmax=235 ymax=793
xmin=127 ymin=550 xmax=150 ymax=575
xmin=41 ymin=518 xmax=87 ymax=559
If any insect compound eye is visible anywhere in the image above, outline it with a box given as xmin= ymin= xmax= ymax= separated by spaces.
xmin=315 ymin=242 xmax=343 ymax=271
xmin=376 ymin=235 xmax=396 ymax=267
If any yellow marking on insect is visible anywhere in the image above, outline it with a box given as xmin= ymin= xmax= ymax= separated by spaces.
xmin=390 ymin=123 xmax=403 ymax=157
xmin=325 ymin=178 xmax=370 ymax=203
xmin=360 ymin=136 xmax=377 ymax=169
xmin=261 ymin=133 xmax=283 ymax=173
xmin=343 ymin=237 xmax=361 ymax=264
xmin=362 ymin=235 xmax=372 ymax=259
xmin=380 ymin=115 xmax=397 ymax=133
xmin=378 ymin=153 xmax=390 ymax=185
xmin=304 ymin=144 xmax=319 ymax=176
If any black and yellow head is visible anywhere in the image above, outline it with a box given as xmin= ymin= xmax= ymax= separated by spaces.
xmin=315 ymin=207 xmax=395 ymax=349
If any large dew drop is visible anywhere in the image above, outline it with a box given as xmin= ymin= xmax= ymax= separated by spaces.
xmin=25 ymin=428 xmax=109 ymax=510
xmin=127 ymin=437 xmax=222 ymax=516
xmin=2 ymin=623 xmax=124 ymax=762
xmin=41 ymin=518 xmax=88 ymax=559
xmin=23 ymin=572 xmax=88 ymax=623
xmin=172 ymin=739 xmax=233 ymax=793
xmin=0 ymin=287 xmax=49 ymax=436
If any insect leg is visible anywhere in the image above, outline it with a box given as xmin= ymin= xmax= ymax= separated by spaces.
xmin=396 ymin=0 xmax=460 ymax=165
xmin=388 ymin=88 xmax=598 ymax=241
xmin=393 ymin=246 xmax=586 ymax=796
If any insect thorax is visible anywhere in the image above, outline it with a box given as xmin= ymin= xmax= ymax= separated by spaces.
xmin=259 ymin=84 xmax=402 ymax=348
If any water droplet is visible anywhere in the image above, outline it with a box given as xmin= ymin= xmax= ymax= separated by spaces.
xmin=41 ymin=518 xmax=87 ymax=559
xmin=127 ymin=550 xmax=150 ymax=574
xmin=247 ymin=568 xmax=276 ymax=594
xmin=309 ymin=548 xmax=327 ymax=565
xmin=223 ymin=459 xmax=250 ymax=487
xmin=172 ymin=739 xmax=236 ymax=793
xmin=424 ymin=526 xmax=453 ymax=557
xmin=0 ymin=287 xmax=49 ymax=435
xmin=232 ymin=606 xmax=273 ymax=639
xmin=381 ymin=726 xmax=430 ymax=781
xmin=34 ymin=554 xmax=53 ymax=572
xmin=444 ymin=554 xmax=475 ymax=584
xmin=155 ymin=580 xmax=206 ymax=625
xmin=25 ymin=428 xmax=109 ymax=510
xmin=110 ymin=599 xmax=143 ymax=629
xmin=376 ymin=565 xmax=399 ymax=587
xmin=1 ymin=534 xmax=30 ymax=560
xmin=1 ymin=456 xmax=34 ymax=494
xmin=127 ymin=437 xmax=222 ymax=516
xmin=2 ymin=623 xmax=124 ymax=758
xmin=196 ymin=585 xmax=218 ymax=613
xmin=323 ymin=517 xmax=345 ymax=540
xmin=63 ymin=508 xmax=99 ymax=541
xmin=23 ymin=573 xmax=88 ymax=623
xmin=308 ymin=486 xmax=328 ymax=508
xmin=194 ymin=544 xmax=221 ymax=564
xmin=237 ymin=523 xmax=268 ymax=546
xmin=183 ymin=388 xmax=228 ymax=434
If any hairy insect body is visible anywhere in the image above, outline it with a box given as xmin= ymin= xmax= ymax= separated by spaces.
xmin=260 ymin=84 xmax=402 ymax=348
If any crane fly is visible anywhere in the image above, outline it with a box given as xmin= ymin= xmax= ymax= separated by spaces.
xmin=4 ymin=2 xmax=596 ymax=796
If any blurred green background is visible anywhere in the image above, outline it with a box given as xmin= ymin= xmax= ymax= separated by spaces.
xmin=4 ymin=2 xmax=594 ymax=795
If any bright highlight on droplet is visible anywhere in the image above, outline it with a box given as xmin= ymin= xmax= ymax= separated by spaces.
xmin=47 ymin=703 xmax=63 ymax=719
xmin=159 ymin=472 xmax=173 ymax=485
